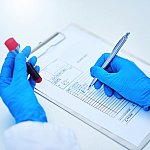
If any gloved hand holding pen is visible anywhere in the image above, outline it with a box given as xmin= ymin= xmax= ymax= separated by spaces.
xmin=90 ymin=53 xmax=150 ymax=110
xmin=0 ymin=46 xmax=47 ymax=123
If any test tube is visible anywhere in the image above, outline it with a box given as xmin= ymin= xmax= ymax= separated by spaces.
xmin=5 ymin=37 xmax=42 ymax=83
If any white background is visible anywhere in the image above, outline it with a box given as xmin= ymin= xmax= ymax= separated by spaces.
xmin=0 ymin=0 xmax=150 ymax=150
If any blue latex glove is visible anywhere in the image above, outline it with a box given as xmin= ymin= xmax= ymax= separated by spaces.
xmin=0 ymin=46 xmax=47 ymax=123
xmin=90 ymin=53 xmax=150 ymax=110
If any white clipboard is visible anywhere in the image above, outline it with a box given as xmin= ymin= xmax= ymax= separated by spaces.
xmin=32 ymin=24 xmax=150 ymax=150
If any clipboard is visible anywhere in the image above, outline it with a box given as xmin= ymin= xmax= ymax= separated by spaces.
xmin=30 ymin=32 xmax=66 ymax=58
xmin=31 ymin=24 xmax=150 ymax=150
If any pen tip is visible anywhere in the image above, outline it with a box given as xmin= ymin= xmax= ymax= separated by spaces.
xmin=87 ymin=85 xmax=91 ymax=91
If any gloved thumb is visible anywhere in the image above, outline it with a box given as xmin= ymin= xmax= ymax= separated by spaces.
xmin=90 ymin=66 xmax=115 ymax=86
xmin=13 ymin=46 xmax=31 ymax=80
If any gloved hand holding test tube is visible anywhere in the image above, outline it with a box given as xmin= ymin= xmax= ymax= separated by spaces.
xmin=5 ymin=38 xmax=42 ymax=83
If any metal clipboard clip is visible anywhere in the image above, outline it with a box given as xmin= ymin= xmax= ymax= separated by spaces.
xmin=31 ymin=32 xmax=66 ymax=58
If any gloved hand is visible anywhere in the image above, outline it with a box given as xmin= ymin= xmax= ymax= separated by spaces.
xmin=0 ymin=46 xmax=47 ymax=123
xmin=90 ymin=53 xmax=150 ymax=110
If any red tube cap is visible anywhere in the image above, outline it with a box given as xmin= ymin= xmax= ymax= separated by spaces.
xmin=5 ymin=37 xmax=18 ymax=51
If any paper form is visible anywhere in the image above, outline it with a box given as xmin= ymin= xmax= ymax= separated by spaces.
xmin=36 ymin=25 xmax=150 ymax=149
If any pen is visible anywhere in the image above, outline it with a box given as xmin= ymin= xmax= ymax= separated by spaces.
xmin=88 ymin=32 xmax=130 ymax=90
xmin=5 ymin=37 xmax=42 ymax=83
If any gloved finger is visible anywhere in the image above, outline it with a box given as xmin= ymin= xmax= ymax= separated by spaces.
xmin=28 ymin=56 xmax=37 ymax=67
xmin=95 ymin=53 xmax=116 ymax=73
xmin=104 ymin=84 xmax=114 ymax=97
xmin=95 ymin=53 xmax=110 ymax=66
xmin=90 ymin=66 xmax=116 ymax=87
xmin=94 ymin=80 xmax=102 ymax=89
xmin=90 ymin=66 xmax=96 ymax=78
xmin=90 ymin=66 xmax=112 ymax=78
xmin=13 ymin=48 xmax=29 ymax=80
xmin=95 ymin=53 xmax=125 ymax=73
xmin=29 ymin=65 xmax=40 ymax=88
xmin=114 ymin=91 xmax=123 ymax=99
xmin=21 ymin=46 xmax=31 ymax=58
xmin=0 ymin=52 xmax=16 ymax=78
xmin=105 ymin=65 xmax=113 ymax=73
